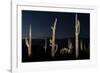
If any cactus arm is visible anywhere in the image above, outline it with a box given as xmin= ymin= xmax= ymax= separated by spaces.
xmin=79 ymin=20 xmax=80 ymax=34
xmin=51 ymin=26 xmax=53 ymax=30
xmin=54 ymin=44 xmax=58 ymax=54
xmin=25 ymin=37 xmax=29 ymax=48
xmin=49 ymin=39 xmax=52 ymax=43
xmin=77 ymin=19 xmax=80 ymax=34
xmin=54 ymin=18 xmax=57 ymax=29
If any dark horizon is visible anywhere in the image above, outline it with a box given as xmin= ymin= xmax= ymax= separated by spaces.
xmin=22 ymin=10 xmax=90 ymax=39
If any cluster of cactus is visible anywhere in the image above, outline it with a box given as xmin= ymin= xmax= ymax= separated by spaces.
xmin=49 ymin=18 xmax=58 ymax=57
xmin=60 ymin=48 xmax=69 ymax=54
xmin=80 ymin=39 xmax=90 ymax=52
xmin=25 ymin=24 xmax=32 ymax=57
xmin=75 ymin=14 xmax=80 ymax=58
xmin=24 ymin=14 xmax=82 ymax=59
xmin=60 ymin=39 xmax=73 ymax=55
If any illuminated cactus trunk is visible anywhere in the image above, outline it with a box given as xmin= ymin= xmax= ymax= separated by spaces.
xmin=49 ymin=18 xmax=58 ymax=57
xmin=68 ymin=38 xmax=73 ymax=53
xmin=75 ymin=14 xmax=80 ymax=58
xmin=25 ymin=24 xmax=32 ymax=57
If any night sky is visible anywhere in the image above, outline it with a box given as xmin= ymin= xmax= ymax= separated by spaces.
xmin=22 ymin=10 xmax=90 ymax=39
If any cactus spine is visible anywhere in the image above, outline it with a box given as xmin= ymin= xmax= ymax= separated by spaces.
xmin=49 ymin=18 xmax=58 ymax=57
xmin=25 ymin=24 xmax=32 ymax=57
xmin=75 ymin=14 xmax=80 ymax=58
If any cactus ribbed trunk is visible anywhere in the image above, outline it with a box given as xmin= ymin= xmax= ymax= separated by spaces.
xmin=75 ymin=34 xmax=78 ymax=58
xmin=25 ymin=24 xmax=32 ymax=57
xmin=75 ymin=14 xmax=80 ymax=58
xmin=50 ymin=18 xmax=58 ymax=57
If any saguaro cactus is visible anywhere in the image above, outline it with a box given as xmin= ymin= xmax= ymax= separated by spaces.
xmin=49 ymin=18 xmax=58 ymax=57
xmin=68 ymin=38 xmax=73 ymax=53
xmin=75 ymin=14 xmax=80 ymax=58
xmin=25 ymin=24 xmax=32 ymax=57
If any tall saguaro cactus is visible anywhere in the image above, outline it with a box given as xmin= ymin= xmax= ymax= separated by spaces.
xmin=75 ymin=14 xmax=80 ymax=58
xmin=25 ymin=24 xmax=32 ymax=57
xmin=49 ymin=18 xmax=58 ymax=57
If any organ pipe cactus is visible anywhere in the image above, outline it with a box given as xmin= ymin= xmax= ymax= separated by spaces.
xmin=75 ymin=14 xmax=80 ymax=58
xmin=25 ymin=24 xmax=32 ymax=57
xmin=49 ymin=18 xmax=58 ymax=57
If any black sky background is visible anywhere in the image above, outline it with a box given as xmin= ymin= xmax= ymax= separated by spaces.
xmin=22 ymin=10 xmax=90 ymax=39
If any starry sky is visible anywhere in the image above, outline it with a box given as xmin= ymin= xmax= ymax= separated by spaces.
xmin=22 ymin=10 xmax=90 ymax=39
